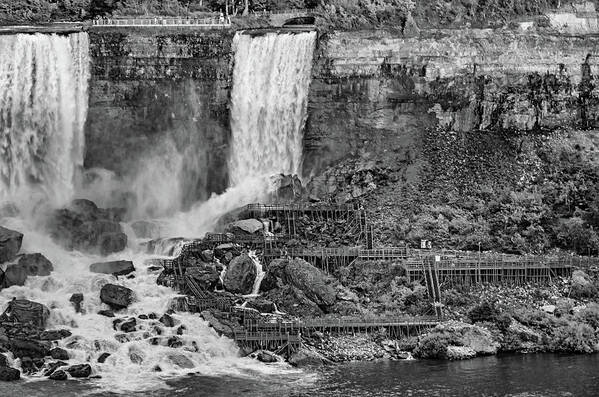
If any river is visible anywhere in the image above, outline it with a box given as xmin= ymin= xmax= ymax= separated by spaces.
xmin=1 ymin=354 xmax=597 ymax=396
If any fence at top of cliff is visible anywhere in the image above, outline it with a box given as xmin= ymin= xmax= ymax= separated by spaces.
xmin=91 ymin=17 xmax=231 ymax=28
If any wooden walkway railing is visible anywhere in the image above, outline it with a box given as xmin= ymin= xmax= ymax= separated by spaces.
xmin=92 ymin=17 xmax=231 ymax=28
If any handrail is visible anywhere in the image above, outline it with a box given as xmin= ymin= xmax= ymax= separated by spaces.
xmin=91 ymin=17 xmax=231 ymax=27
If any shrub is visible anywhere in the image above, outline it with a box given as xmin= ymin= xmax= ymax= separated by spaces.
xmin=468 ymin=300 xmax=500 ymax=323
xmin=550 ymin=322 xmax=597 ymax=353
xmin=575 ymin=304 xmax=599 ymax=329
xmin=413 ymin=332 xmax=453 ymax=359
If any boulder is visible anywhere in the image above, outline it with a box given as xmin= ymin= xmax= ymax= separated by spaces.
xmin=43 ymin=361 xmax=67 ymax=376
xmin=223 ymin=254 xmax=256 ymax=294
xmin=0 ymin=226 xmax=23 ymax=263
xmin=200 ymin=311 xmax=234 ymax=337
xmin=446 ymin=346 xmax=477 ymax=360
xmin=49 ymin=348 xmax=69 ymax=360
xmin=66 ymin=363 xmax=91 ymax=378
xmin=39 ymin=329 xmax=71 ymax=341
xmin=48 ymin=369 xmax=67 ymax=380
xmin=100 ymin=284 xmax=134 ymax=310
xmin=571 ymin=270 xmax=598 ymax=299
xmin=159 ymin=314 xmax=175 ymax=328
xmin=69 ymin=293 xmax=84 ymax=313
xmin=98 ymin=310 xmax=115 ymax=317
xmin=167 ymin=353 xmax=194 ymax=369
xmin=246 ymin=297 xmax=276 ymax=313
xmin=130 ymin=220 xmax=161 ymax=239
xmin=9 ymin=339 xmax=50 ymax=358
xmin=0 ymin=366 xmax=20 ymax=381
xmin=0 ymin=353 xmax=7 ymax=367
xmin=90 ymin=260 xmax=135 ymax=276
xmin=274 ymin=174 xmax=304 ymax=201
xmin=227 ymin=219 xmax=263 ymax=235
xmin=1 ymin=253 xmax=53 ymax=287
xmin=254 ymin=350 xmax=278 ymax=363
xmin=120 ymin=318 xmax=137 ymax=333
xmin=3 ymin=299 xmax=50 ymax=328
xmin=45 ymin=200 xmax=127 ymax=255
xmin=288 ymin=347 xmax=332 ymax=367
xmin=201 ymin=250 xmax=214 ymax=262
xmin=265 ymin=285 xmax=323 ymax=318
xmin=97 ymin=352 xmax=110 ymax=363
xmin=185 ymin=266 xmax=220 ymax=290
xmin=264 ymin=259 xmax=337 ymax=307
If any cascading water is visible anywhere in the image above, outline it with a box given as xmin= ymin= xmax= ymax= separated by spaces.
xmin=0 ymin=33 xmax=89 ymax=210
xmin=229 ymin=31 xmax=316 ymax=186
xmin=0 ymin=30 xmax=316 ymax=392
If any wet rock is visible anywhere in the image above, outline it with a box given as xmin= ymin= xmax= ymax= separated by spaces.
xmin=100 ymin=284 xmax=134 ymax=310
xmin=90 ymin=260 xmax=135 ymax=276
xmin=176 ymin=325 xmax=186 ymax=335
xmin=99 ymin=233 xmax=128 ymax=256
xmin=43 ymin=361 xmax=67 ymax=376
xmin=185 ymin=266 xmax=220 ymax=290
xmin=130 ymin=220 xmax=161 ymax=239
xmin=112 ymin=318 xmax=123 ymax=330
xmin=246 ymin=297 xmax=276 ymax=313
xmin=263 ymin=259 xmax=337 ymax=307
xmin=167 ymin=353 xmax=194 ymax=369
xmin=9 ymin=339 xmax=50 ymax=358
xmin=199 ymin=310 xmax=233 ymax=337
xmin=39 ymin=329 xmax=72 ymax=341
xmin=66 ymin=363 xmax=91 ymax=378
xmin=223 ymin=254 xmax=256 ymax=294
xmin=254 ymin=350 xmax=278 ymax=363
xmin=159 ymin=313 xmax=175 ymax=328
xmin=49 ymin=348 xmax=69 ymax=360
xmin=2 ymin=253 xmax=53 ymax=287
xmin=20 ymin=357 xmax=37 ymax=374
xmin=167 ymin=336 xmax=183 ymax=348
xmin=98 ymin=310 xmax=115 ymax=318
xmin=201 ymin=249 xmax=214 ymax=262
xmin=0 ymin=353 xmax=7 ymax=367
xmin=48 ymin=369 xmax=67 ymax=380
xmin=120 ymin=318 xmax=137 ymax=333
xmin=97 ymin=353 xmax=110 ymax=363
xmin=227 ymin=219 xmax=263 ymax=235
xmin=288 ymin=347 xmax=332 ymax=367
xmin=129 ymin=351 xmax=143 ymax=364
xmin=265 ymin=285 xmax=323 ymax=317
xmin=69 ymin=293 xmax=84 ymax=313
xmin=0 ymin=226 xmax=23 ymax=263
xmin=114 ymin=334 xmax=130 ymax=343
xmin=138 ymin=314 xmax=148 ymax=320
xmin=3 ymin=299 xmax=50 ymax=328
xmin=0 ymin=366 xmax=20 ymax=381
xmin=148 ymin=313 xmax=158 ymax=320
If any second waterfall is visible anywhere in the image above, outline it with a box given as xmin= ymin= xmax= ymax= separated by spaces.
xmin=229 ymin=31 xmax=316 ymax=186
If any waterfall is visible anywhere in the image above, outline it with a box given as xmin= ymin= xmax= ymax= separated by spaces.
xmin=162 ymin=31 xmax=316 ymax=237
xmin=0 ymin=33 xmax=89 ymax=210
xmin=228 ymin=31 xmax=316 ymax=186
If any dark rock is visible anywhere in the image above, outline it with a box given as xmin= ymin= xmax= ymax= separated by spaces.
xmin=98 ymin=310 xmax=115 ymax=317
xmin=265 ymin=285 xmax=323 ymax=318
xmin=2 ymin=253 xmax=53 ymax=287
xmin=3 ymin=299 xmax=50 ymax=328
xmin=120 ymin=318 xmax=137 ymax=333
xmin=264 ymin=259 xmax=337 ymax=307
xmin=288 ymin=347 xmax=332 ymax=367
xmin=223 ymin=254 xmax=256 ymax=294
xmin=148 ymin=313 xmax=158 ymax=320
xmin=185 ymin=266 xmax=220 ymax=290
xmin=45 ymin=200 xmax=127 ymax=255
xmin=226 ymin=219 xmax=263 ymax=235
xmin=246 ymin=297 xmax=276 ymax=313
xmin=114 ymin=333 xmax=130 ymax=343
xmin=255 ymin=350 xmax=278 ymax=363
xmin=167 ymin=353 xmax=194 ymax=369
xmin=129 ymin=351 xmax=143 ymax=364
xmin=0 ymin=366 xmax=20 ymax=381
xmin=176 ymin=325 xmax=186 ymax=335
xmin=159 ymin=313 xmax=175 ymax=327
xmin=39 ymin=329 xmax=72 ymax=341
xmin=97 ymin=352 xmax=110 ymax=363
xmin=69 ymin=293 xmax=84 ymax=313
xmin=167 ymin=336 xmax=183 ymax=348
xmin=130 ymin=220 xmax=161 ymax=239
xmin=90 ymin=260 xmax=135 ymax=276
xmin=43 ymin=361 xmax=67 ymax=376
xmin=9 ymin=339 xmax=50 ymax=358
xmin=0 ymin=353 xmax=7 ymax=367
xmin=20 ymin=356 xmax=37 ymax=374
xmin=66 ymin=363 xmax=91 ymax=378
xmin=49 ymin=369 xmax=67 ymax=380
xmin=112 ymin=318 xmax=123 ymax=330
xmin=100 ymin=284 xmax=134 ymax=310
xmin=201 ymin=249 xmax=214 ymax=262
xmin=0 ymin=226 xmax=23 ymax=263
xmin=199 ymin=310 xmax=234 ymax=337
xmin=49 ymin=348 xmax=69 ymax=360
xmin=138 ymin=314 xmax=148 ymax=320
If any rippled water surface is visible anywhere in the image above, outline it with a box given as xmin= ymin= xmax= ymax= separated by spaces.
xmin=1 ymin=354 xmax=597 ymax=396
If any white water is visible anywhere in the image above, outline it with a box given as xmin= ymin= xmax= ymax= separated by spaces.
xmin=0 ymin=33 xmax=89 ymax=210
xmin=0 ymin=30 xmax=316 ymax=391
xmin=229 ymin=31 xmax=316 ymax=186
xmin=247 ymin=251 xmax=266 ymax=296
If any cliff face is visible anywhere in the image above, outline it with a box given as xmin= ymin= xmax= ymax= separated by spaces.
xmin=305 ymin=29 xmax=599 ymax=177
xmin=85 ymin=28 xmax=234 ymax=210
xmin=304 ymin=25 xmax=599 ymax=254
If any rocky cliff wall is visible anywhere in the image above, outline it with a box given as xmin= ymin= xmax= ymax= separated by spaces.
xmin=305 ymin=28 xmax=599 ymax=184
xmin=85 ymin=28 xmax=234 ymax=210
